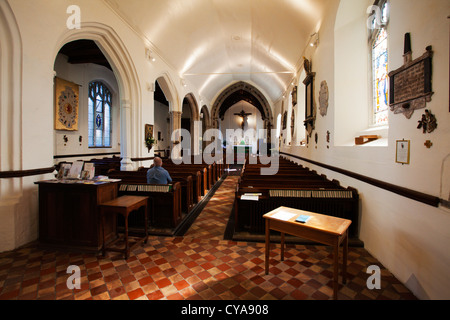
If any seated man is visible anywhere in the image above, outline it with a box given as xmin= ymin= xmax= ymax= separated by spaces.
xmin=147 ymin=157 xmax=172 ymax=184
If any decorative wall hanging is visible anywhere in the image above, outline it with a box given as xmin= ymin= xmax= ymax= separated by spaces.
xmin=388 ymin=33 xmax=433 ymax=119
xmin=303 ymin=57 xmax=316 ymax=137
xmin=291 ymin=86 xmax=297 ymax=106
xmin=326 ymin=131 xmax=330 ymax=149
xmin=424 ymin=140 xmax=433 ymax=149
xmin=319 ymin=80 xmax=329 ymax=117
xmin=282 ymin=111 xmax=287 ymax=130
xmin=55 ymin=77 xmax=79 ymax=131
xmin=291 ymin=109 xmax=295 ymax=139
xmin=417 ymin=109 xmax=437 ymax=134
xmin=145 ymin=124 xmax=155 ymax=151
xmin=396 ymin=140 xmax=410 ymax=165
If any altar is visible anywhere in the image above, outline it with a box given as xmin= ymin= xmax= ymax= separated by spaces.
xmin=233 ymin=145 xmax=253 ymax=155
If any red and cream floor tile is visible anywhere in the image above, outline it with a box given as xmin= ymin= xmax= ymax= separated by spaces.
xmin=0 ymin=176 xmax=417 ymax=301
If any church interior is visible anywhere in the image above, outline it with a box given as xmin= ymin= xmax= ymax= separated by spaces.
xmin=0 ymin=0 xmax=449 ymax=303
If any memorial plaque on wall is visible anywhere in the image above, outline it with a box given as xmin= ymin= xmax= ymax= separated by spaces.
xmin=388 ymin=46 xmax=433 ymax=119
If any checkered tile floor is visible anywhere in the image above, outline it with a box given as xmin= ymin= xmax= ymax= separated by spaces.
xmin=0 ymin=176 xmax=417 ymax=300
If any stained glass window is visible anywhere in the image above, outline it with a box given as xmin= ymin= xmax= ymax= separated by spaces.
xmin=371 ymin=1 xmax=389 ymax=126
xmin=88 ymin=81 xmax=112 ymax=147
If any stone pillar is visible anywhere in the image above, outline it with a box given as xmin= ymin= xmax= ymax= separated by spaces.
xmin=120 ymin=99 xmax=134 ymax=171
xmin=170 ymin=111 xmax=182 ymax=159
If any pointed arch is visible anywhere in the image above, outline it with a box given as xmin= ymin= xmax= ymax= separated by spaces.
xmin=54 ymin=22 xmax=141 ymax=170
xmin=155 ymin=73 xmax=179 ymax=113
xmin=183 ymin=93 xmax=200 ymax=121
xmin=182 ymin=93 xmax=200 ymax=155
xmin=211 ymin=81 xmax=273 ymax=130
xmin=0 ymin=0 xmax=22 ymax=175
xmin=200 ymin=105 xmax=211 ymax=129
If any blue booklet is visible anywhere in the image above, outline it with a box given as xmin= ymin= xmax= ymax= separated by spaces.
xmin=295 ymin=215 xmax=311 ymax=223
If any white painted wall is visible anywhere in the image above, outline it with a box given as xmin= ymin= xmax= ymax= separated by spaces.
xmin=280 ymin=0 xmax=450 ymax=299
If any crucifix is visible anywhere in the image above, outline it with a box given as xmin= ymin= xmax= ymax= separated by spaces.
xmin=234 ymin=109 xmax=252 ymax=130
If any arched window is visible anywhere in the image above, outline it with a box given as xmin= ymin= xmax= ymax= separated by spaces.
xmin=88 ymin=81 xmax=112 ymax=147
xmin=369 ymin=0 xmax=389 ymax=126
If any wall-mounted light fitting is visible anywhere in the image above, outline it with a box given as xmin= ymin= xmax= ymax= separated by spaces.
xmin=310 ymin=32 xmax=319 ymax=47
xmin=145 ymin=48 xmax=156 ymax=62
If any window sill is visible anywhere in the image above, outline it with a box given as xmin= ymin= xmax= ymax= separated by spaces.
xmin=355 ymin=125 xmax=389 ymax=147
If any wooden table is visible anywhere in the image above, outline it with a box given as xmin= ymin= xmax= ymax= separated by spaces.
xmin=99 ymin=195 xmax=149 ymax=259
xmin=263 ymin=206 xmax=351 ymax=300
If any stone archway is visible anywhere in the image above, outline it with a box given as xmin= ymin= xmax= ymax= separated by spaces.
xmin=0 ymin=0 xmax=24 ymax=251
xmin=155 ymin=74 xmax=179 ymax=157
xmin=54 ymin=22 xmax=141 ymax=171
xmin=200 ymin=105 xmax=212 ymax=151
xmin=182 ymin=93 xmax=200 ymax=155
xmin=211 ymin=81 xmax=274 ymax=146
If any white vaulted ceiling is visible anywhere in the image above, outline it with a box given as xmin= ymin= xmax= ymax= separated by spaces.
xmin=104 ymin=0 xmax=330 ymax=104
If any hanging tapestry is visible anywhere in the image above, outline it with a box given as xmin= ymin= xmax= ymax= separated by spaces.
xmin=55 ymin=77 xmax=79 ymax=131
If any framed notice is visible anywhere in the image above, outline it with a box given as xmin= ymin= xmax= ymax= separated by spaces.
xmin=396 ymin=140 xmax=410 ymax=165
xmin=55 ymin=77 xmax=79 ymax=131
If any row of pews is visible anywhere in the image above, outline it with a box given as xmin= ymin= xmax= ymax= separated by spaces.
xmin=234 ymin=157 xmax=360 ymax=237
xmin=107 ymin=157 xmax=227 ymax=232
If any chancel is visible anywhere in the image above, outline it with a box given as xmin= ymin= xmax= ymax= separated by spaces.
xmin=0 ymin=0 xmax=449 ymax=304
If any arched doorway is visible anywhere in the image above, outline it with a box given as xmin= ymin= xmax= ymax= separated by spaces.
xmin=200 ymin=105 xmax=211 ymax=152
xmin=211 ymin=81 xmax=274 ymax=154
xmin=54 ymin=22 xmax=141 ymax=171
xmin=181 ymin=93 xmax=200 ymax=156
xmin=155 ymin=73 xmax=180 ymax=158
xmin=53 ymin=39 xmax=121 ymax=164
xmin=154 ymin=78 xmax=170 ymax=158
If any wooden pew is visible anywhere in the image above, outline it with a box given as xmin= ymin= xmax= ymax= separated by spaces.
xmin=117 ymin=182 xmax=182 ymax=229
xmin=108 ymin=170 xmax=193 ymax=216
xmin=136 ymin=167 xmax=197 ymax=210
xmin=89 ymin=156 xmax=122 ymax=175
xmin=234 ymin=160 xmax=360 ymax=237
xmin=159 ymin=162 xmax=209 ymax=196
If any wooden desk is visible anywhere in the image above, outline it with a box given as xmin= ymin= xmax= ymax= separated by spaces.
xmin=99 ymin=195 xmax=148 ymax=259
xmin=263 ymin=206 xmax=351 ymax=300
xmin=35 ymin=180 xmax=118 ymax=252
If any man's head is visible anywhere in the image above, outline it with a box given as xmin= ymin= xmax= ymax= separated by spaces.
xmin=154 ymin=157 xmax=163 ymax=167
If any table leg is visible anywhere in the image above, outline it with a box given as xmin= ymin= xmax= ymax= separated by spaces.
xmin=265 ymin=219 xmax=270 ymax=275
xmin=101 ymin=211 xmax=106 ymax=257
xmin=343 ymin=231 xmax=348 ymax=284
xmin=143 ymin=205 xmax=148 ymax=244
xmin=333 ymin=243 xmax=339 ymax=300
xmin=124 ymin=214 xmax=129 ymax=260
xmin=280 ymin=232 xmax=285 ymax=261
